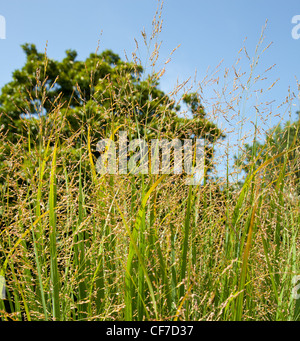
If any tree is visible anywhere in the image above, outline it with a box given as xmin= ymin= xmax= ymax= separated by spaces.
xmin=235 ymin=113 xmax=300 ymax=192
xmin=0 ymin=43 xmax=225 ymax=177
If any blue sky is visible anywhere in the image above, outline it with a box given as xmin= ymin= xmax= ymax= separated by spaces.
xmin=0 ymin=0 xmax=299 ymax=177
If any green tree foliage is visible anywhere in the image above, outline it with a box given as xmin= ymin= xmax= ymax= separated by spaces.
xmin=0 ymin=43 xmax=224 ymax=141
xmin=0 ymin=43 xmax=225 ymax=192
xmin=235 ymin=113 xmax=300 ymax=192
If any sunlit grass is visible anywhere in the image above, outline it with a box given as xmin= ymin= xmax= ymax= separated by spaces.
xmin=0 ymin=4 xmax=299 ymax=321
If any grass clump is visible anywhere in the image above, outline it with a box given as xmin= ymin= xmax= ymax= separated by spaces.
xmin=0 ymin=4 xmax=299 ymax=321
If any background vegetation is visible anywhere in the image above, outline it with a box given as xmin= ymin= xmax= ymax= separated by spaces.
xmin=0 ymin=7 xmax=299 ymax=321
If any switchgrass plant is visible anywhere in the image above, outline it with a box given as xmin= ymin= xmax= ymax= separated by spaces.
xmin=0 ymin=4 xmax=299 ymax=321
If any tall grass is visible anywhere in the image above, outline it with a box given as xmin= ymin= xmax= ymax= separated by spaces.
xmin=0 ymin=5 xmax=299 ymax=321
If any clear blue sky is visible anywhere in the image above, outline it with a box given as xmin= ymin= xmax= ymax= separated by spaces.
xmin=0 ymin=0 xmax=299 ymax=177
